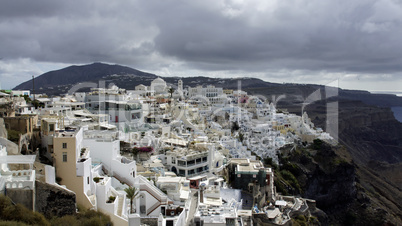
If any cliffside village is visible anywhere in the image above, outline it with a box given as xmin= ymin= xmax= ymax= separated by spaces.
xmin=0 ymin=78 xmax=334 ymax=226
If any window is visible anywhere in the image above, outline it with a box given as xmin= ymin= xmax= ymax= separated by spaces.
xmin=49 ymin=124 xmax=54 ymax=132
xmin=172 ymin=157 xmax=176 ymax=164
xmin=178 ymin=160 xmax=186 ymax=166
xmin=62 ymin=143 xmax=67 ymax=149
xmin=62 ymin=152 xmax=67 ymax=162
xmin=87 ymin=177 xmax=90 ymax=184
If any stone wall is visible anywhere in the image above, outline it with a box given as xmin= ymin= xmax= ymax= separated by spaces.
xmin=35 ymin=180 xmax=76 ymax=218
xmin=6 ymin=188 xmax=33 ymax=210
xmin=4 ymin=116 xmax=33 ymax=134
xmin=141 ymin=217 xmax=158 ymax=226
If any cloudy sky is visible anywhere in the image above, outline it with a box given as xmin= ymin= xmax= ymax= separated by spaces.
xmin=1 ymin=0 xmax=401 ymax=92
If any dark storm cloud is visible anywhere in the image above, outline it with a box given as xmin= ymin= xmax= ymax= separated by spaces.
xmin=147 ymin=0 xmax=402 ymax=74
xmin=1 ymin=0 xmax=402 ymax=89
xmin=0 ymin=0 xmax=157 ymax=66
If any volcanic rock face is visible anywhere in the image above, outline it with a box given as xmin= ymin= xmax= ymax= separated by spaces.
xmin=304 ymin=161 xmax=356 ymax=210
xmin=279 ymin=143 xmax=356 ymax=208
xmin=303 ymin=100 xmax=402 ymax=224
xmin=35 ymin=181 xmax=76 ymax=218
xmin=278 ymin=140 xmax=401 ymax=225
xmin=306 ymin=99 xmax=402 ymax=165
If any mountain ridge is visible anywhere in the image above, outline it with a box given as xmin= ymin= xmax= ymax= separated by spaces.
xmin=14 ymin=62 xmax=158 ymax=91
xmin=12 ymin=62 xmax=402 ymax=109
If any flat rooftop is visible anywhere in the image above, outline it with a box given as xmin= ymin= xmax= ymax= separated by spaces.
xmin=157 ymin=176 xmax=184 ymax=184
xmin=55 ymin=129 xmax=78 ymax=138
xmin=237 ymin=163 xmax=261 ymax=173
xmin=84 ymin=130 xmax=118 ymax=139
xmin=163 ymin=138 xmax=187 ymax=147
xmin=166 ymin=147 xmax=208 ymax=159
xmin=0 ymin=155 xmax=36 ymax=165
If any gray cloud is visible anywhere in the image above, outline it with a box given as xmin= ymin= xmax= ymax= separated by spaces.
xmin=0 ymin=0 xmax=401 ymax=90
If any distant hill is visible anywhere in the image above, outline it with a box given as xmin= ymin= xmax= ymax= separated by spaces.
xmin=13 ymin=62 xmax=402 ymax=108
xmin=13 ymin=62 xmax=276 ymax=96
xmin=13 ymin=62 xmax=158 ymax=95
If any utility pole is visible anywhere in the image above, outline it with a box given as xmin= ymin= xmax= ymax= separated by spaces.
xmin=32 ymin=75 xmax=35 ymax=101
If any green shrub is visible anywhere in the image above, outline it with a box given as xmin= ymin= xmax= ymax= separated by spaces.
xmin=0 ymin=221 xmax=29 ymax=226
xmin=280 ymin=170 xmax=301 ymax=193
xmin=77 ymin=209 xmax=112 ymax=226
xmin=107 ymin=196 xmax=116 ymax=203
xmin=49 ymin=215 xmax=79 ymax=226
xmin=0 ymin=196 xmax=49 ymax=226
xmin=274 ymin=179 xmax=288 ymax=195
xmin=264 ymin=157 xmax=273 ymax=166
xmin=7 ymin=129 xmax=21 ymax=143
xmin=296 ymin=215 xmax=306 ymax=221
xmin=312 ymin=139 xmax=323 ymax=150
xmin=93 ymin=177 xmax=100 ymax=183
xmin=0 ymin=195 xmax=112 ymax=226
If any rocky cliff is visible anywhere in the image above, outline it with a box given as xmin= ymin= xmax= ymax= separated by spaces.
xmin=277 ymin=141 xmax=402 ymax=225
xmin=305 ymin=99 xmax=402 ymax=165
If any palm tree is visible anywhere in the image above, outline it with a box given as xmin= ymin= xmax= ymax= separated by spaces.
xmin=168 ymin=87 xmax=175 ymax=98
xmin=124 ymin=186 xmax=139 ymax=214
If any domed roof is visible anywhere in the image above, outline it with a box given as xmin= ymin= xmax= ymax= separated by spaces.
xmin=152 ymin=77 xmax=166 ymax=84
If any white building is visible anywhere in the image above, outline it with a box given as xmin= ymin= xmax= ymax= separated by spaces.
xmin=11 ymin=90 xmax=30 ymax=97
xmin=135 ymin=84 xmax=148 ymax=91
xmin=85 ymin=87 xmax=143 ymax=130
xmin=150 ymin=78 xmax=167 ymax=94
xmin=83 ymin=130 xmax=137 ymax=185
xmin=164 ymin=147 xmax=211 ymax=178
xmin=188 ymin=85 xmax=226 ymax=105
xmin=156 ymin=176 xmax=190 ymax=203
xmin=0 ymin=144 xmax=37 ymax=210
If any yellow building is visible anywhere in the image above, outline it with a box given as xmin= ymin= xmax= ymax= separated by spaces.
xmin=53 ymin=128 xmax=95 ymax=209
xmin=223 ymin=89 xmax=233 ymax=95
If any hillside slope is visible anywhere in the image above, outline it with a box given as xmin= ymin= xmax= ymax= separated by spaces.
xmin=277 ymin=142 xmax=402 ymax=225
xmin=14 ymin=62 xmax=158 ymax=95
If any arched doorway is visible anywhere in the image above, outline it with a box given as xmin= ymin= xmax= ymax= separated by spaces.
xmin=21 ymin=144 xmax=27 ymax=155
xmin=171 ymin=166 xmax=177 ymax=175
